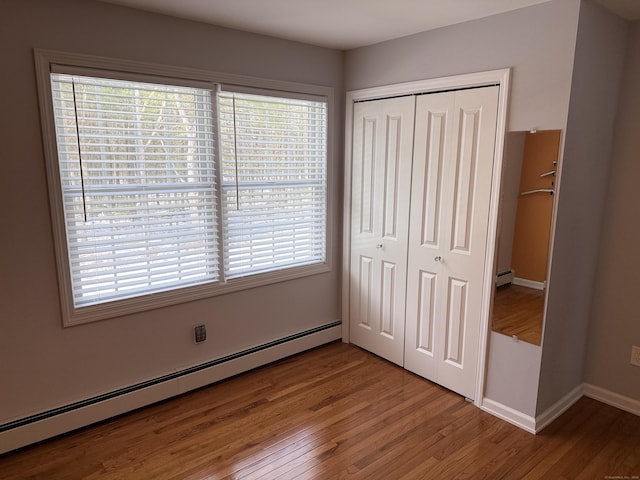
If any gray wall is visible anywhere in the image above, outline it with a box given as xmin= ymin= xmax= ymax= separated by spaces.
xmin=345 ymin=0 xmax=580 ymax=132
xmin=537 ymin=0 xmax=629 ymax=414
xmin=585 ymin=20 xmax=640 ymax=400
xmin=0 ymin=0 xmax=343 ymax=424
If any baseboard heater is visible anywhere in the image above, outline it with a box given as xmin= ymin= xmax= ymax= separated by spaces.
xmin=0 ymin=321 xmax=342 ymax=454
xmin=496 ymin=269 xmax=514 ymax=287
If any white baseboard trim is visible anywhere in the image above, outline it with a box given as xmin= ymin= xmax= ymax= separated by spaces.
xmin=512 ymin=277 xmax=546 ymax=290
xmin=534 ymin=384 xmax=584 ymax=433
xmin=480 ymin=398 xmax=536 ymax=434
xmin=0 ymin=323 xmax=341 ymax=455
xmin=583 ymin=383 xmax=640 ymax=417
xmin=483 ymin=384 xmax=640 ymax=435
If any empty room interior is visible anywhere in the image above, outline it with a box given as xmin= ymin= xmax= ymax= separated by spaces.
xmin=1 ymin=0 xmax=640 ymax=477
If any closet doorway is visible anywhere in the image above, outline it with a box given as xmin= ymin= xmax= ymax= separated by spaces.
xmin=343 ymin=70 xmax=510 ymax=403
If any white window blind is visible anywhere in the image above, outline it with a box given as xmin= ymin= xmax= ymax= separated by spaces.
xmin=218 ymin=91 xmax=327 ymax=278
xmin=50 ymin=73 xmax=219 ymax=307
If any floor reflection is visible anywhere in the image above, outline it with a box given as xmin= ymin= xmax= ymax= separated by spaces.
xmin=492 ymin=284 xmax=544 ymax=345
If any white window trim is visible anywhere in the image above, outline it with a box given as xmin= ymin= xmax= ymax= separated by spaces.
xmin=34 ymin=49 xmax=334 ymax=327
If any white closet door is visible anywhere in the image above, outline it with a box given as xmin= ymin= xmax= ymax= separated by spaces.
xmin=404 ymin=86 xmax=499 ymax=399
xmin=349 ymin=96 xmax=415 ymax=366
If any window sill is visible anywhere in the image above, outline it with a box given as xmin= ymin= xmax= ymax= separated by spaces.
xmin=63 ymin=262 xmax=331 ymax=327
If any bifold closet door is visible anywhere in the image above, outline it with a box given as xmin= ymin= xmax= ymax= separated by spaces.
xmin=403 ymin=86 xmax=499 ymax=400
xmin=349 ymin=96 xmax=415 ymax=366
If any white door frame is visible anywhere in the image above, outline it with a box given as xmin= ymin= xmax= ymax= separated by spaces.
xmin=342 ymin=68 xmax=511 ymax=406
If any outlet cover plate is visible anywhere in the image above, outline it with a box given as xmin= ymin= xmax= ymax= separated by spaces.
xmin=194 ymin=324 xmax=207 ymax=343
xmin=631 ymin=345 xmax=640 ymax=367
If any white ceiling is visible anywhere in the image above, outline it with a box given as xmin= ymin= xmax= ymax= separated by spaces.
xmin=98 ymin=0 xmax=640 ymax=50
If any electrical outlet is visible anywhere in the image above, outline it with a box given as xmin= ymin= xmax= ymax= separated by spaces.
xmin=631 ymin=346 xmax=640 ymax=367
xmin=194 ymin=324 xmax=207 ymax=343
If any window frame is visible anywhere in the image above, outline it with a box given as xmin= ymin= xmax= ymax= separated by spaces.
xmin=35 ymin=49 xmax=333 ymax=327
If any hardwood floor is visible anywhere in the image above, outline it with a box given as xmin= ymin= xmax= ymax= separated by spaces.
xmin=1 ymin=341 xmax=639 ymax=479
xmin=492 ymin=284 xmax=545 ymax=345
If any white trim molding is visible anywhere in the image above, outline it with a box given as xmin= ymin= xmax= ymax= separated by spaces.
xmin=484 ymin=383 xmax=640 ymax=435
xmin=584 ymin=383 xmax=640 ymax=417
xmin=534 ymin=384 xmax=584 ymax=433
xmin=513 ymin=277 xmax=546 ymax=290
xmin=481 ymin=398 xmax=536 ymax=434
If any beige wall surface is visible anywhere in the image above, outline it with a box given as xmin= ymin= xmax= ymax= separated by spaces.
xmin=345 ymin=0 xmax=581 ymax=132
xmin=586 ymin=21 xmax=640 ymax=401
xmin=0 ymin=0 xmax=343 ymax=424
xmin=537 ymin=0 xmax=629 ymax=415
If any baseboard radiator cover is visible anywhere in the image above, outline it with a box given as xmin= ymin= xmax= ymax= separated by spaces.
xmin=0 ymin=321 xmax=342 ymax=454
xmin=495 ymin=269 xmax=514 ymax=287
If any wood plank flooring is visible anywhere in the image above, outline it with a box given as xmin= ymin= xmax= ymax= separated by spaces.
xmin=1 ymin=341 xmax=639 ymax=479
xmin=492 ymin=284 xmax=545 ymax=345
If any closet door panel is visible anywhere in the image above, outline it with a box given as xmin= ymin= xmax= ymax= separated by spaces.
xmin=380 ymin=261 xmax=398 ymax=337
xmin=436 ymin=86 xmax=499 ymax=399
xmin=445 ymin=277 xmax=468 ymax=367
xmin=451 ymin=108 xmax=481 ymax=252
xmin=405 ymin=86 xmax=499 ymax=399
xmin=420 ymin=110 xmax=447 ymax=247
xmin=415 ymin=269 xmax=437 ymax=360
xmin=355 ymin=255 xmax=374 ymax=330
xmin=383 ymin=116 xmax=403 ymax=239
xmin=349 ymin=96 xmax=415 ymax=366
xmin=357 ymin=118 xmax=377 ymax=235
xmin=404 ymin=92 xmax=454 ymax=381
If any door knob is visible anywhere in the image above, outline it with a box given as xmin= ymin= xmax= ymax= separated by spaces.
xmin=376 ymin=243 xmax=383 ymax=249
xmin=434 ymin=255 xmax=443 ymax=263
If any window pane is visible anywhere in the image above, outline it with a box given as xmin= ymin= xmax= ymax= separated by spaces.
xmin=218 ymin=92 xmax=327 ymax=278
xmin=51 ymin=74 xmax=219 ymax=307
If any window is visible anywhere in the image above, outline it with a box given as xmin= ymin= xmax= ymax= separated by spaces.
xmin=36 ymin=52 xmax=330 ymax=325
xmin=51 ymin=74 xmax=219 ymax=308
xmin=218 ymin=91 xmax=327 ymax=278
